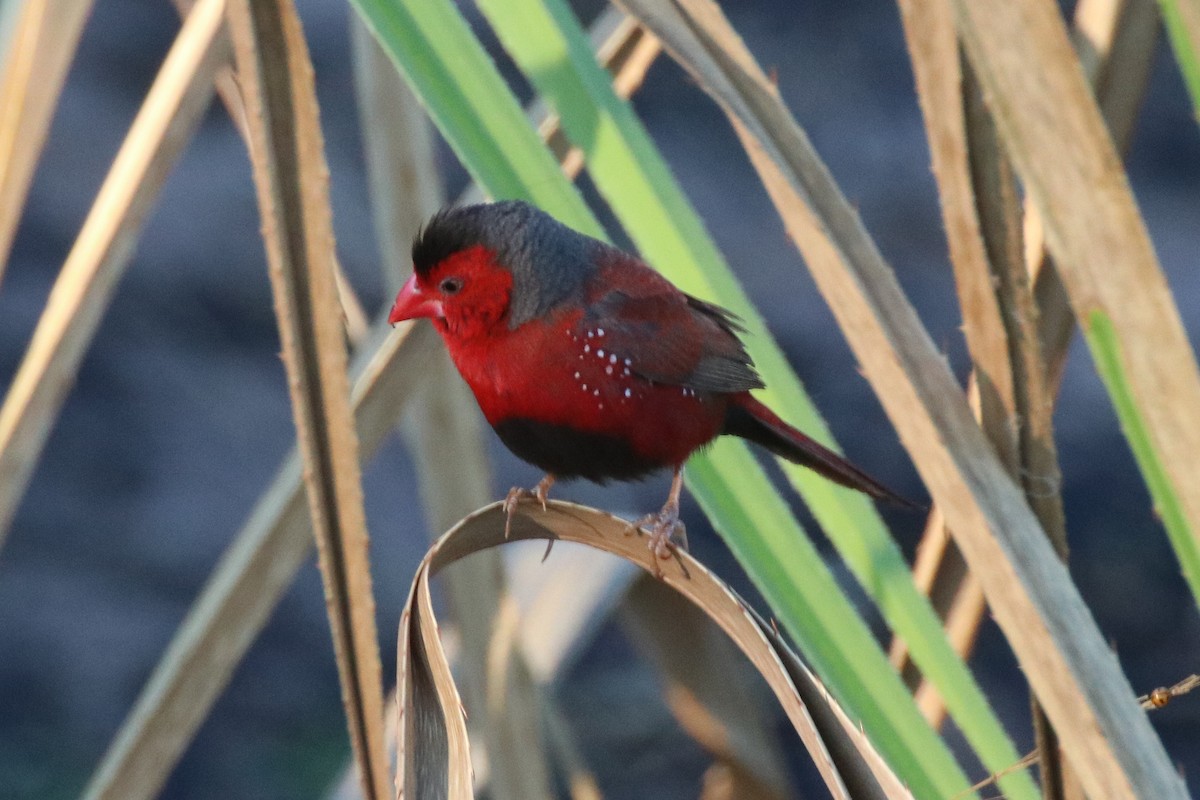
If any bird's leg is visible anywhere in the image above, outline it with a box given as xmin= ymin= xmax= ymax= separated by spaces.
xmin=504 ymin=474 xmax=556 ymax=538
xmin=633 ymin=468 xmax=688 ymax=567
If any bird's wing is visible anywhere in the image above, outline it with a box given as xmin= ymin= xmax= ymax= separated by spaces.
xmin=581 ymin=286 xmax=765 ymax=393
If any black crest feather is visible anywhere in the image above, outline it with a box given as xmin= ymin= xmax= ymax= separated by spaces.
xmin=412 ymin=200 xmax=603 ymax=327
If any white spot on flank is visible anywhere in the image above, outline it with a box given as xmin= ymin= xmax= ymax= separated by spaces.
xmin=609 ymin=354 xmax=618 ymax=364
xmin=605 ymin=366 xmax=613 ymax=375
xmin=597 ymin=328 xmax=605 ymax=336
xmin=623 ymin=368 xmax=630 ymax=376
xmin=594 ymin=389 xmax=600 ymax=396
xmin=574 ymin=372 xmax=580 ymax=379
xmin=583 ymin=344 xmax=590 ymax=353
xmin=625 ymin=388 xmax=632 ymax=398
xmin=587 ymin=330 xmax=593 ymax=338
xmin=582 ymin=384 xmax=588 ymax=391
xmin=597 ymin=349 xmax=605 ymax=358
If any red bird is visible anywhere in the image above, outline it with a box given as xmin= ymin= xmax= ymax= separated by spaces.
xmin=389 ymin=201 xmax=910 ymax=559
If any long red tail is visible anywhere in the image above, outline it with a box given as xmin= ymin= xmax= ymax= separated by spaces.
xmin=723 ymin=393 xmax=919 ymax=509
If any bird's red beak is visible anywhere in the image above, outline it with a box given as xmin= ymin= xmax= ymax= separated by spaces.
xmin=389 ymin=274 xmax=444 ymax=325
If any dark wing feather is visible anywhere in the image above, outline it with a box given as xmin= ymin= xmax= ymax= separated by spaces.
xmin=681 ymin=294 xmax=764 ymax=391
xmin=685 ymin=294 xmax=749 ymax=335
xmin=583 ymin=287 xmax=764 ymax=393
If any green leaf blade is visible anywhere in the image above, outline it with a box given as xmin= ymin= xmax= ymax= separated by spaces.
xmin=1086 ymin=310 xmax=1200 ymax=602
xmin=349 ymin=0 xmax=597 ymax=232
xmin=474 ymin=0 xmax=1033 ymax=796
xmin=350 ymin=0 xmax=1032 ymax=794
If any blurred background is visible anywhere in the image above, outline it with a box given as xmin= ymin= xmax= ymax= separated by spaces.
xmin=0 ymin=0 xmax=1197 ymax=797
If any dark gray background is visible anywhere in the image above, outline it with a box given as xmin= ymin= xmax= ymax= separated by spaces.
xmin=1 ymin=0 xmax=1197 ymax=797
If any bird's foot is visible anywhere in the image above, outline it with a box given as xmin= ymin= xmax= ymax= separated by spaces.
xmin=502 ymin=488 xmax=529 ymax=539
xmin=631 ymin=504 xmax=688 ymax=576
xmin=503 ymin=474 xmax=555 ymax=538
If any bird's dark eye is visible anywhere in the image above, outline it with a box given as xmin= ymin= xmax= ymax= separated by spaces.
xmin=439 ymin=277 xmax=464 ymax=295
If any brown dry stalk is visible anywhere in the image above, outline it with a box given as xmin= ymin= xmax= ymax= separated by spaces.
xmin=898 ymin=0 xmax=1073 ymax=792
xmin=952 ymin=0 xmax=1200 ymax=565
xmin=540 ymin=12 xmax=662 ymax=180
xmin=170 ymin=0 xmax=370 ymax=342
xmin=896 ymin=0 xmax=1019 ymax=469
xmin=457 ymin=7 xmax=661 ymax=207
xmin=619 ymin=0 xmax=1187 ymax=796
xmin=224 ymin=2 xmax=389 ymax=798
xmin=0 ymin=0 xmax=94 ymax=282
xmin=963 ymin=54 xmax=1072 ymax=798
xmin=0 ymin=0 xmax=227 ymax=551
xmin=349 ymin=11 xmax=663 ymax=799
xmin=350 ymin=16 xmax=556 ymax=798
xmin=889 ymin=8 xmax=1013 ymax=714
xmin=891 ymin=0 xmax=1159 ymax=727
xmin=84 ymin=11 xmax=663 ymax=800
xmin=81 ymin=320 xmax=439 ymax=800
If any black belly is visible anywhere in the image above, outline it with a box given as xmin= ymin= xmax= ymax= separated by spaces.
xmin=492 ymin=417 xmax=664 ymax=483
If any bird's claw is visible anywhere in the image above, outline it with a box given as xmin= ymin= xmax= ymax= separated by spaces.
xmin=503 ymin=475 xmax=554 ymax=539
xmin=631 ymin=505 xmax=687 ymax=577
xmin=503 ymin=487 xmax=528 ymax=539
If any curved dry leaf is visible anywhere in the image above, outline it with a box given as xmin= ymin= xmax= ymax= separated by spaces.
xmin=397 ymin=501 xmax=915 ymax=800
